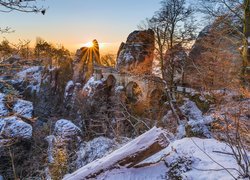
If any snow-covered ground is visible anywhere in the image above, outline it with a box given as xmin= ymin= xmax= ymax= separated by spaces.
xmin=64 ymin=135 xmax=249 ymax=180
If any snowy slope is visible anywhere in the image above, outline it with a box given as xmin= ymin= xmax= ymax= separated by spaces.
xmin=64 ymin=136 xmax=248 ymax=180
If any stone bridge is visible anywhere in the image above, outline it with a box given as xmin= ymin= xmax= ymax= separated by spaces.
xmin=93 ymin=65 xmax=166 ymax=104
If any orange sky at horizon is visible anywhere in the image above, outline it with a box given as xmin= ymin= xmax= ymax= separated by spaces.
xmin=0 ymin=34 xmax=121 ymax=55
xmin=0 ymin=0 xmax=162 ymax=55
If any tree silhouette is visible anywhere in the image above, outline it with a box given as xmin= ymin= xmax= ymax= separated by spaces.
xmin=0 ymin=0 xmax=46 ymax=33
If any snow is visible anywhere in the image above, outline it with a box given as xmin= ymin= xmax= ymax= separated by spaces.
xmin=75 ymin=137 xmax=117 ymax=169
xmin=123 ymin=52 xmax=134 ymax=63
xmin=139 ymin=138 xmax=246 ymax=180
xmin=64 ymin=127 xmax=169 ymax=180
xmin=0 ymin=116 xmax=32 ymax=144
xmin=64 ymin=80 xmax=74 ymax=98
xmin=53 ymin=119 xmax=81 ymax=140
xmin=16 ymin=66 xmax=43 ymax=93
xmin=176 ymin=86 xmax=196 ymax=94
xmin=180 ymin=100 xmax=214 ymax=137
xmin=82 ymin=77 xmax=103 ymax=96
xmin=0 ymin=93 xmax=8 ymax=117
xmin=13 ymin=99 xmax=33 ymax=119
xmin=45 ymin=135 xmax=56 ymax=163
xmin=115 ymin=85 xmax=124 ymax=93
xmin=65 ymin=131 xmax=247 ymax=180
xmin=98 ymin=163 xmax=167 ymax=180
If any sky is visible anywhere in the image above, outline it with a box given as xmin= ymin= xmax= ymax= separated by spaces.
xmin=0 ymin=0 xmax=163 ymax=54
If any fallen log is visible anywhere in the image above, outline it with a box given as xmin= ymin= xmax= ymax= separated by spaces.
xmin=64 ymin=127 xmax=169 ymax=180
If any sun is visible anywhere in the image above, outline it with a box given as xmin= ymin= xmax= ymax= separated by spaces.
xmin=83 ymin=41 xmax=94 ymax=48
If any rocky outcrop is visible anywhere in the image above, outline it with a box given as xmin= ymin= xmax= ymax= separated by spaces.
xmin=53 ymin=119 xmax=82 ymax=141
xmin=13 ymin=99 xmax=33 ymax=119
xmin=180 ymin=100 xmax=213 ymax=138
xmin=73 ymin=39 xmax=101 ymax=84
xmin=0 ymin=92 xmax=34 ymax=146
xmin=45 ymin=119 xmax=82 ymax=179
xmin=75 ymin=137 xmax=117 ymax=169
xmin=116 ymin=29 xmax=155 ymax=74
xmin=185 ymin=22 xmax=242 ymax=88
xmin=0 ymin=116 xmax=32 ymax=145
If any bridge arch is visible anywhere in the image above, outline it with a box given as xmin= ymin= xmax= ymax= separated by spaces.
xmin=125 ymin=81 xmax=142 ymax=103
xmin=106 ymin=74 xmax=116 ymax=87
xmin=149 ymin=89 xmax=166 ymax=106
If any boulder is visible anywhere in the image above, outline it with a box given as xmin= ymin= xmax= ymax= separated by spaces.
xmin=116 ymin=29 xmax=155 ymax=74
xmin=13 ymin=99 xmax=33 ymax=119
xmin=76 ymin=137 xmax=117 ymax=168
xmin=0 ymin=116 xmax=32 ymax=145
xmin=180 ymin=100 xmax=213 ymax=138
xmin=53 ymin=119 xmax=82 ymax=141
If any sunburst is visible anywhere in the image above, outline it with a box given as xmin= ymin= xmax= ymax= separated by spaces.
xmin=80 ymin=39 xmax=101 ymax=82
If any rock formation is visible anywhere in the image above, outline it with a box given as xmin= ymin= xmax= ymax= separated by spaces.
xmin=163 ymin=44 xmax=187 ymax=85
xmin=116 ymin=29 xmax=155 ymax=74
xmin=0 ymin=93 xmax=34 ymax=146
xmin=73 ymin=39 xmax=101 ymax=84
xmin=185 ymin=23 xmax=241 ymax=88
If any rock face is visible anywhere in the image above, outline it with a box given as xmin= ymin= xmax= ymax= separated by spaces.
xmin=73 ymin=39 xmax=101 ymax=84
xmin=116 ymin=29 xmax=155 ymax=74
xmin=185 ymin=23 xmax=241 ymax=88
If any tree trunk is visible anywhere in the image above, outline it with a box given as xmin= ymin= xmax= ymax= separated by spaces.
xmin=64 ymin=127 xmax=169 ymax=180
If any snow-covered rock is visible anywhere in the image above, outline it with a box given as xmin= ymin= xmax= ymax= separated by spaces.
xmin=115 ymin=85 xmax=124 ymax=93
xmin=13 ymin=99 xmax=33 ymax=119
xmin=0 ymin=116 xmax=32 ymax=145
xmin=116 ymin=29 xmax=155 ymax=74
xmin=45 ymin=135 xmax=56 ymax=163
xmin=15 ymin=66 xmax=43 ymax=93
xmin=0 ymin=93 xmax=8 ymax=116
xmin=180 ymin=100 xmax=214 ymax=138
xmin=76 ymin=137 xmax=117 ymax=168
xmin=53 ymin=119 xmax=81 ymax=140
xmin=82 ymin=77 xmax=104 ymax=97
xmin=139 ymin=138 xmax=246 ymax=180
xmin=64 ymin=80 xmax=74 ymax=98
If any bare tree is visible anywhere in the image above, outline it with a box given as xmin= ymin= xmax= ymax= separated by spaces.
xmin=0 ymin=0 xmax=46 ymax=33
xmin=100 ymin=54 xmax=116 ymax=67
xmin=0 ymin=0 xmax=45 ymax=13
xmin=139 ymin=0 xmax=197 ymax=88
